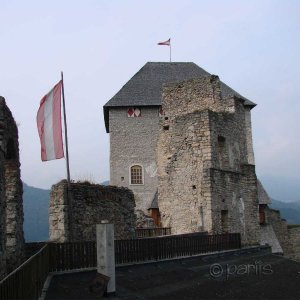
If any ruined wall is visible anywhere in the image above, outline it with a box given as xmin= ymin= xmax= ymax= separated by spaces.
xmin=0 ymin=96 xmax=24 ymax=274
xmin=265 ymin=207 xmax=300 ymax=261
xmin=109 ymin=107 xmax=160 ymax=212
xmin=0 ymin=150 xmax=6 ymax=278
xmin=265 ymin=207 xmax=290 ymax=254
xmin=287 ymin=226 xmax=300 ymax=261
xmin=157 ymin=76 xmax=259 ymax=245
xmin=49 ymin=181 xmax=136 ymax=242
xmin=157 ymin=109 xmax=212 ymax=233
xmin=4 ymin=161 xmax=24 ymax=272
xmin=210 ymin=166 xmax=259 ymax=245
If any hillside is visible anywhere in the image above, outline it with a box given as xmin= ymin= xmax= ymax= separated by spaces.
xmin=23 ymin=181 xmax=109 ymax=242
xmin=270 ymin=199 xmax=300 ymax=224
xmin=23 ymin=183 xmax=50 ymax=242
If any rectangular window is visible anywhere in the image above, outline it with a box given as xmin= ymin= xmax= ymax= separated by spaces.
xmin=130 ymin=165 xmax=143 ymax=184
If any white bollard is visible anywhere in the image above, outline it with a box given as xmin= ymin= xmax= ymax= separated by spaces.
xmin=96 ymin=221 xmax=116 ymax=294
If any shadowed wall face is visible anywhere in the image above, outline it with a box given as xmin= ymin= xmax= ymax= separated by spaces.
xmin=0 ymin=96 xmax=25 ymax=276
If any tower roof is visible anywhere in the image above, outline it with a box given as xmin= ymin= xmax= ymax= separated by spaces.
xmin=103 ymin=62 xmax=256 ymax=132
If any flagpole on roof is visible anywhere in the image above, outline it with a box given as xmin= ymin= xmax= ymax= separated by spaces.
xmin=61 ymin=71 xmax=71 ymax=186
xmin=157 ymin=38 xmax=171 ymax=62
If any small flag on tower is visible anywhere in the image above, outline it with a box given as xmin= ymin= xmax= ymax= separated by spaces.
xmin=158 ymin=38 xmax=171 ymax=46
xmin=37 ymin=80 xmax=64 ymax=161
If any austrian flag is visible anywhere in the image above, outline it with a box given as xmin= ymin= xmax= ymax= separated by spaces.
xmin=37 ymin=81 xmax=64 ymax=161
xmin=158 ymin=38 xmax=171 ymax=46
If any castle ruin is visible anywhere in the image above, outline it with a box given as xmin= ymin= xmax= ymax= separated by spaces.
xmin=49 ymin=181 xmax=136 ymax=242
xmin=0 ymin=96 xmax=24 ymax=277
xmin=157 ymin=76 xmax=259 ymax=245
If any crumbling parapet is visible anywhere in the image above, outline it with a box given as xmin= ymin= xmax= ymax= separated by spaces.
xmin=49 ymin=181 xmax=136 ymax=242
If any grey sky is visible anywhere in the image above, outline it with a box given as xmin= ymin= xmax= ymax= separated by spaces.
xmin=0 ymin=0 xmax=299 ymax=202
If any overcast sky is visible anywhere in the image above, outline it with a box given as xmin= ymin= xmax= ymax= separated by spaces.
xmin=0 ymin=0 xmax=299 ymax=202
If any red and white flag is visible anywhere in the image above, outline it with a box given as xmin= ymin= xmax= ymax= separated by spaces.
xmin=158 ymin=38 xmax=171 ymax=46
xmin=37 ymin=80 xmax=64 ymax=161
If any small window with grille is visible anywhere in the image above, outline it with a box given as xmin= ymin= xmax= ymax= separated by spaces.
xmin=130 ymin=165 xmax=143 ymax=185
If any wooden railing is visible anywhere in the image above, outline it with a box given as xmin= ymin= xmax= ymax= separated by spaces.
xmin=0 ymin=233 xmax=241 ymax=299
xmin=0 ymin=244 xmax=49 ymax=300
xmin=47 ymin=233 xmax=241 ymax=270
xmin=135 ymin=227 xmax=171 ymax=238
xmin=49 ymin=241 xmax=97 ymax=272
xmin=115 ymin=233 xmax=241 ymax=264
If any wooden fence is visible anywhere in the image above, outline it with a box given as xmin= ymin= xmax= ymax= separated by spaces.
xmin=49 ymin=241 xmax=96 ymax=272
xmin=135 ymin=227 xmax=171 ymax=238
xmin=48 ymin=232 xmax=241 ymax=270
xmin=0 ymin=232 xmax=241 ymax=299
xmin=0 ymin=244 xmax=49 ymax=300
xmin=115 ymin=233 xmax=241 ymax=264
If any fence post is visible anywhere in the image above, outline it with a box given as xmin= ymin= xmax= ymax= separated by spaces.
xmin=96 ymin=221 xmax=116 ymax=294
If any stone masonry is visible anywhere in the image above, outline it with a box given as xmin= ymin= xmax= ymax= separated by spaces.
xmin=0 ymin=96 xmax=25 ymax=276
xmin=264 ymin=206 xmax=300 ymax=261
xmin=287 ymin=226 xmax=300 ymax=261
xmin=157 ymin=76 xmax=260 ymax=245
xmin=109 ymin=107 xmax=160 ymax=212
xmin=49 ymin=181 xmax=136 ymax=242
xmin=0 ymin=141 xmax=5 ymax=278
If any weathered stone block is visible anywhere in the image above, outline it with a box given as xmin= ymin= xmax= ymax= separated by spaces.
xmin=49 ymin=181 xmax=136 ymax=242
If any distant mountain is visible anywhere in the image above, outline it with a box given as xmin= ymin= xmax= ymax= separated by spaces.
xmin=270 ymin=199 xmax=300 ymax=224
xmin=23 ymin=183 xmax=50 ymax=242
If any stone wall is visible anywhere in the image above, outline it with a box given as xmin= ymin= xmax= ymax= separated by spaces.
xmin=209 ymin=166 xmax=259 ymax=245
xmin=0 ymin=96 xmax=24 ymax=275
xmin=265 ymin=207 xmax=290 ymax=254
xmin=157 ymin=76 xmax=259 ymax=245
xmin=4 ymin=161 xmax=24 ymax=272
xmin=265 ymin=207 xmax=300 ymax=261
xmin=287 ymin=226 xmax=300 ymax=261
xmin=49 ymin=181 xmax=136 ymax=242
xmin=0 ymin=150 xmax=6 ymax=278
xmin=109 ymin=107 xmax=160 ymax=212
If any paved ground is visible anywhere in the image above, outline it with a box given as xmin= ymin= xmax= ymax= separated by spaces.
xmin=45 ymin=250 xmax=300 ymax=300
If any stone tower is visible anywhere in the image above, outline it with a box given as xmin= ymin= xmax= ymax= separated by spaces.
xmin=157 ymin=76 xmax=259 ymax=245
xmin=103 ymin=62 xmax=256 ymax=216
